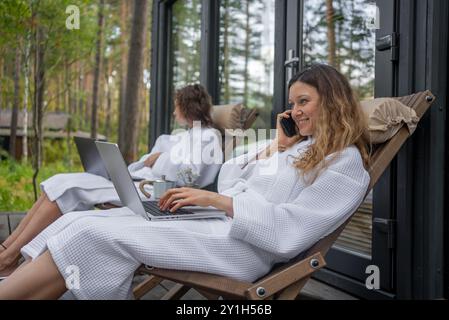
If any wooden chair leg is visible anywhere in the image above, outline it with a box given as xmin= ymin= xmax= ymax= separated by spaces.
xmin=133 ymin=275 xmax=163 ymax=300
xmin=161 ymin=283 xmax=191 ymax=300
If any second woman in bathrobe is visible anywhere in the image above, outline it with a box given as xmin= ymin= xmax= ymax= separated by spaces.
xmin=0 ymin=84 xmax=222 ymax=277
xmin=0 ymin=64 xmax=371 ymax=299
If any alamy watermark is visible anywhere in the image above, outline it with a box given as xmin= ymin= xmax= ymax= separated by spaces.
xmin=65 ymin=265 xmax=80 ymax=290
xmin=66 ymin=5 xmax=80 ymax=30
xmin=365 ymin=4 xmax=380 ymax=30
xmin=365 ymin=265 xmax=380 ymax=290
xmin=164 ymin=122 xmax=280 ymax=176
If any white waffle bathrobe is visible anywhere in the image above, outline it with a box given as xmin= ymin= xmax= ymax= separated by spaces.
xmin=21 ymin=138 xmax=370 ymax=299
xmin=40 ymin=127 xmax=222 ymax=213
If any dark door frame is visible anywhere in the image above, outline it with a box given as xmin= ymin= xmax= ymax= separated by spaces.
xmin=149 ymin=0 xmax=175 ymax=147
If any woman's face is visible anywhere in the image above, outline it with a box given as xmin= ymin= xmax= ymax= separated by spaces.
xmin=288 ymin=81 xmax=320 ymax=137
xmin=173 ymin=102 xmax=189 ymax=127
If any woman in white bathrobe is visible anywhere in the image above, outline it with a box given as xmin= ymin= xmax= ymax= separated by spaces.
xmin=0 ymin=84 xmax=222 ymax=277
xmin=0 ymin=64 xmax=372 ymax=300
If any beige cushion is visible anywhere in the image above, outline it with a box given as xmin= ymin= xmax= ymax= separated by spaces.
xmin=361 ymin=98 xmax=419 ymax=144
xmin=211 ymin=103 xmax=244 ymax=130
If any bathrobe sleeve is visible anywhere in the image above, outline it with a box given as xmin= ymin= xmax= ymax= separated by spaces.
xmin=228 ymin=147 xmax=370 ymax=260
xmin=128 ymin=135 xmax=171 ymax=173
xmin=151 ymin=128 xmax=223 ymax=188
xmin=217 ymin=142 xmax=272 ymax=193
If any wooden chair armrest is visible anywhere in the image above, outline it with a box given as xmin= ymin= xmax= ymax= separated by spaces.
xmin=245 ymin=252 xmax=326 ymax=300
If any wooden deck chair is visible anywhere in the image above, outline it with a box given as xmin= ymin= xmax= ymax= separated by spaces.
xmin=132 ymin=90 xmax=435 ymax=300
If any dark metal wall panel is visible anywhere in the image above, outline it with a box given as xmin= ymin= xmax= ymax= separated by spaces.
xmin=272 ymin=0 xmax=287 ymax=127
xmin=446 ymin=24 xmax=449 ymax=299
xmin=395 ymin=0 xmax=416 ymax=299
xmin=411 ymin=0 xmax=448 ymax=299
xmin=200 ymin=0 xmax=220 ymax=104
xmin=149 ymin=1 xmax=173 ymax=147
xmin=372 ymin=0 xmax=398 ymax=293
xmin=393 ymin=0 xmax=448 ymax=300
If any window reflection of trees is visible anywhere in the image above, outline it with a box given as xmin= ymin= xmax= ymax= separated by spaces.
xmin=219 ymin=0 xmax=275 ymax=130
xmin=170 ymin=0 xmax=202 ymax=130
xmin=303 ymin=0 xmax=376 ymax=100
xmin=171 ymin=0 xmax=202 ymax=90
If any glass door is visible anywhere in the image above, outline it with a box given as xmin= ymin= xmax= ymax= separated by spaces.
xmin=217 ymin=0 xmax=276 ymax=130
xmin=280 ymin=0 xmax=398 ymax=296
xmin=168 ymin=0 xmax=202 ymax=130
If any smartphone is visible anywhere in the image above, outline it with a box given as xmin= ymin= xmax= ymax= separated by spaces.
xmin=280 ymin=116 xmax=298 ymax=137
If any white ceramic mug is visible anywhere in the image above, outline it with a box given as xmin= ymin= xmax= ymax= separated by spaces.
xmin=139 ymin=176 xmax=176 ymax=200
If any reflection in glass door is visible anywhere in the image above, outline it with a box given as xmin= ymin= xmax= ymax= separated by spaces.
xmin=302 ymin=0 xmax=376 ymax=260
xmin=169 ymin=0 xmax=202 ymax=130
xmin=218 ymin=0 xmax=275 ymax=130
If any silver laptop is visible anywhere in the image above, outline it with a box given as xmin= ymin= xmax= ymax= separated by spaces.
xmin=95 ymin=141 xmax=226 ymax=221
xmin=74 ymin=137 xmax=110 ymax=179
xmin=75 ymin=136 xmax=143 ymax=182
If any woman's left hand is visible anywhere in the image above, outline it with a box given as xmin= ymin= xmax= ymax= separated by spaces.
xmin=158 ymin=188 xmax=234 ymax=217
xmin=144 ymin=152 xmax=162 ymax=168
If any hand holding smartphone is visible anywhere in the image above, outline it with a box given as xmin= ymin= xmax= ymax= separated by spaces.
xmin=280 ymin=116 xmax=298 ymax=137
xmin=280 ymin=105 xmax=298 ymax=137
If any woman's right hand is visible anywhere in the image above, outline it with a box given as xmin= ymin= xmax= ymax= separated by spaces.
xmin=275 ymin=111 xmax=301 ymax=152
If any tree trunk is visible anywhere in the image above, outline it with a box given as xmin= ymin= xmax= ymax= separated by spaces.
xmin=77 ymin=64 xmax=83 ymax=125
xmin=336 ymin=0 xmax=343 ymax=71
xmin=22 ymin=32 xmax=31 ymax=162
xmin=105 ymin=57 xmax=112 ymax=139
xmin=123 ymin=0 xmax=148 ymax=163
xmin=91 ymin=0 xmax=105 ymax=139
xmin=0 ymin=55 xmax=3 ymax=109
xmin=32 ymin=26 xmax=45 ymax=201
xmin=326 ymin=0 xmax=336 ymax=67
xmin=9 ymin=46 xmax=21 ymax=160
xmin=65 ymin=61 xmax=73 ymax=168
xmin=85 ymin=71 xmax=92 ymax=127
xmin=55 ymin=74 xmax=61 ymax=112
xmin=347 ymin=0 xmax=355 ymax=81
xmin=118 ymin=0 xmax=130 ymax=150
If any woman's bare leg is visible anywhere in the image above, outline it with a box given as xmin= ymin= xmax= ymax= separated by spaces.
xmin=0 ymin=251 xmax=66 ymax=300
xmin=2 ymin=193 xmax=47 ymax=248
xmin=0 ymin=194 xmax=62 ymax=276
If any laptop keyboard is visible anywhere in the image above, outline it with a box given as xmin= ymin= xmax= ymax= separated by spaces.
xmin=142 ymin=201 xmax=195 ymax=216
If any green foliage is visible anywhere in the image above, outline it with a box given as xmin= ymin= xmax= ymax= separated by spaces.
xmin=0 ymin=0 xmax=150 ymax=212
xmin=0 ymin=150 xmax=83 ymax=212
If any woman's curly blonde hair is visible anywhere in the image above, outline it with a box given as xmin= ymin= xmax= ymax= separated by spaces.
xmin=290 ymin=64 xmax=371 ymax=183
